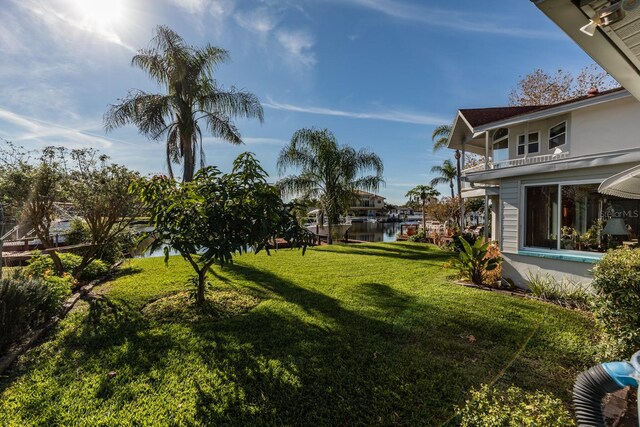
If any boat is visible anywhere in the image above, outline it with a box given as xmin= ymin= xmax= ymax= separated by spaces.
xmin=306 ymin=209 xmax=352 ymax=241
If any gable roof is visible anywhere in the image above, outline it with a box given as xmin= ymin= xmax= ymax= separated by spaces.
xmin=458 ymin=86 xmax=625 ymax=129
xmin=459 ymin=106 xmax=542 ymax=128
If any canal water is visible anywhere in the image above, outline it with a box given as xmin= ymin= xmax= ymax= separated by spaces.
xmin=347 ymin=222 xmax=407 ymax=243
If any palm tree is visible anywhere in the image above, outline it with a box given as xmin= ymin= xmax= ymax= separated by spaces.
xmin=277 ymin=128 xmax=384 ymax=244
xmin=405 ymin=185 xmax=440 ymax=231
xmin=431 ymin=124 xmax=451 ymax=152
xmin=430 ymin=159 xmax=457 ymax=200
xmin=104 ymin=26 xmax=263 ymax=182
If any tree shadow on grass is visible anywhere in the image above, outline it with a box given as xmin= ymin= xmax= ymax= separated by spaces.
xmin=0 ymin=259 xmax=596 ymax=425
xmin=317 ymin=243 xmax=454 ymax=263
xmin=183 ymin=263 xmax=583 ymax=426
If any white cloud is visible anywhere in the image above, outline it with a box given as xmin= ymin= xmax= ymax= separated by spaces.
xmin=335 ymin=0 xmax=564 ymax=39
xmin=165 ymin=0 xmax=210 ymax=15
xmin=275 ymin=29 xmax=317 ymax=67
xmin=209 ymin=0 xmax=235 ymax=20
xmin=202 ymin=136 xmax=288 ymax=146
xmin=243 ymin=137 xmax=289 ymax=146
xmin=264 ymin=99 xmax=448 ymax=125
xmin=234 ymin=8 xmax=279 ymax=34
xmin=0 ymin=108 xmax=139 ymax=150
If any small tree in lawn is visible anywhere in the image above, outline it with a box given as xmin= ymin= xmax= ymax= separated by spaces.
xmin=134 ymin=152 xmax=312 ymax=304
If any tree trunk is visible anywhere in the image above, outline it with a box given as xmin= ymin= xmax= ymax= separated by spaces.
xmin=327 ymin=223 xmax=333 ymax=245
xmin=49 ymin=250 xmax=64 ymax=277
xmin=182 ymin=137 xmax=195 ymax=183
xmin=450 ymin=182 xmax=455 ymax=200
xmin=422 ymin=199 xmax=426 ymax=232
xmin=197 ymin=268 xmax=206 ymax=304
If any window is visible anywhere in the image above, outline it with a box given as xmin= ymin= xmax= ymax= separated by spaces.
xmin=523 ymin=183 xmax=640 ymax=252
xmin=517 ymin=132 xmax=539 ymax=156
xmin=549 ymin=121 xmax=566 ymax=149
xmin=492 ymin=128 xmax=509 ymax=163
xmin=525 ymin=185 xmax=558 ymax=249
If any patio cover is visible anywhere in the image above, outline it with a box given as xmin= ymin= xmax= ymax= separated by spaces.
xmin=598 ymin=164 xmax=640 ymax=199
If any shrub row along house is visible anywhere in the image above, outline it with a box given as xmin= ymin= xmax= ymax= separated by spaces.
xmin=447 ymin=86 xmax=639 ymax=286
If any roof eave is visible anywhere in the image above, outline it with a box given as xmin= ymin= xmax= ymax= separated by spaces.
xmin=533 ymin=0 xmax=640 ymax=102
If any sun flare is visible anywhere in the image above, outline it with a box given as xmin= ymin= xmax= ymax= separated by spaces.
xmin=74 ymin=0 xmax=125 ymax=29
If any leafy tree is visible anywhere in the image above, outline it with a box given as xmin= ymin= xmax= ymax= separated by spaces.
xmin=66 ymin=149 xmax=143 ymax=277
xmin=430 ymin=159 xmax=457 ymax=200
xmin=277 ymin=128 xmax=384 ymax=244
xmin=509 ymin=65 xmax=618 ymax=106
xmin=104 ymin=25 xmax=264 ymax=182
xmin=0 ymin=140 xmax=32 ymax=280
xmin=21 ymin=147 xmax=68 ymax=275
xmin=134 ymin=152 xmax=312 ymax=304
xmin=431 ymin=124 xmax=452 ymax=152
xmin=405 ymin=185 xmax=440 ymax=230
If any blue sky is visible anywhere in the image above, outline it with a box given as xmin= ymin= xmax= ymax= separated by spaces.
xmin=0 ymin=0 xmax=599 ymax=204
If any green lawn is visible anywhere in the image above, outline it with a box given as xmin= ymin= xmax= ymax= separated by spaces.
xmin=0 ymin=242 xmax=599 ymax=426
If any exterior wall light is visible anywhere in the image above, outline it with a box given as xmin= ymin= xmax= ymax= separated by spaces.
xmin=580 ymin=1 xmax=626 ymax=36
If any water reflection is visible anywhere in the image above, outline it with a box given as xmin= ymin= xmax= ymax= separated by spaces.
xmin=347 ymin=222 xmax=405 ymax=242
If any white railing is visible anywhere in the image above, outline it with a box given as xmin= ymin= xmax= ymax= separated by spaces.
xmin=491 ymin=151 xmax=569 ymax=169
xmin=463 ymin=152 xmax=570 ymax=174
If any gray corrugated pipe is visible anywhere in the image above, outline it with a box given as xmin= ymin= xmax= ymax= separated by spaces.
xmin=572 ymin=351 xmax=640 ymax=426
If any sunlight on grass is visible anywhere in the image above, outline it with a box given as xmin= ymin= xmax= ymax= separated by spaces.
xmin=0 ymin=242 xmax=599 ymax=425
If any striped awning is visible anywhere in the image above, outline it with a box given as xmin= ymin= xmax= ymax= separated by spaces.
xmin=598 ymin=164 xmax=640 ymax=199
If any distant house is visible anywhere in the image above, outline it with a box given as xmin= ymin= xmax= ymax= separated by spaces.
xmin=447 ymin=87 xmax=640 ymax=285
xmin=348 ymin=191 xmax=386 ymax=220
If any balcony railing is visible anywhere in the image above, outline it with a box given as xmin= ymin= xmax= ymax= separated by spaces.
xmin=462 ymin=152 xmax=570 ymax=175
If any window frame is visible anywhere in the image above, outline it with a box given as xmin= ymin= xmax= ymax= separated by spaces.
xmin=492 ymin=128 xmax=509 ymax=161
xmin=520 ymin=179 xmax=603 ymax=253
xmin=548 ymin=120 xmax=567 ymax=150
xmin=517 ymin=131 xmax=540 ymax=156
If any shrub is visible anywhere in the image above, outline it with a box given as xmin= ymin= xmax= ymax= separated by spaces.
xmin=97 ymin=228 xmax=137 ymax=264
xmin=483 ymin=242 xmax=502 ymax=286
xmin=457 ymin=384 xmax=575 ymax=427
xmin=0 ymin=272 xmax=71 ymax=353
xmin=409 ymin=230 xmax=427 ymax=242
xmin=65 ymin=218 xmax=91 ymax=245
xmin=591 ymin=247 xmax=640 ymax=357
xmin=526 ymin=272 xmax=592 ymax=309
xmin=453 ymin=231 xmax=480 ymax=253
xmin=452 ymin=237 xmax=502 ymax=286
xmin=26 ymin=252 xmax=108 ymax=282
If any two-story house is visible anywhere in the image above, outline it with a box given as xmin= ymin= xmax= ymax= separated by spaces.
xmin=447 ymin=87 xmax=640 ymax=285
xmin=348 ymin=191 xmax=386 ymax=221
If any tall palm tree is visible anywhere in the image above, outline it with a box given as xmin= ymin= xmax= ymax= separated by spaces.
xmin=431 ymin=124 xmax=451 ymax=152
xmin=430 ymin=159 xmax=457 ymax=200
xmin=277 ymin=128 xmax=384 ymax=244
xmin=405 ymin=185 xmax=440 ymax=230
xmin=104 ymin=26 xmax=263 ymax=182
